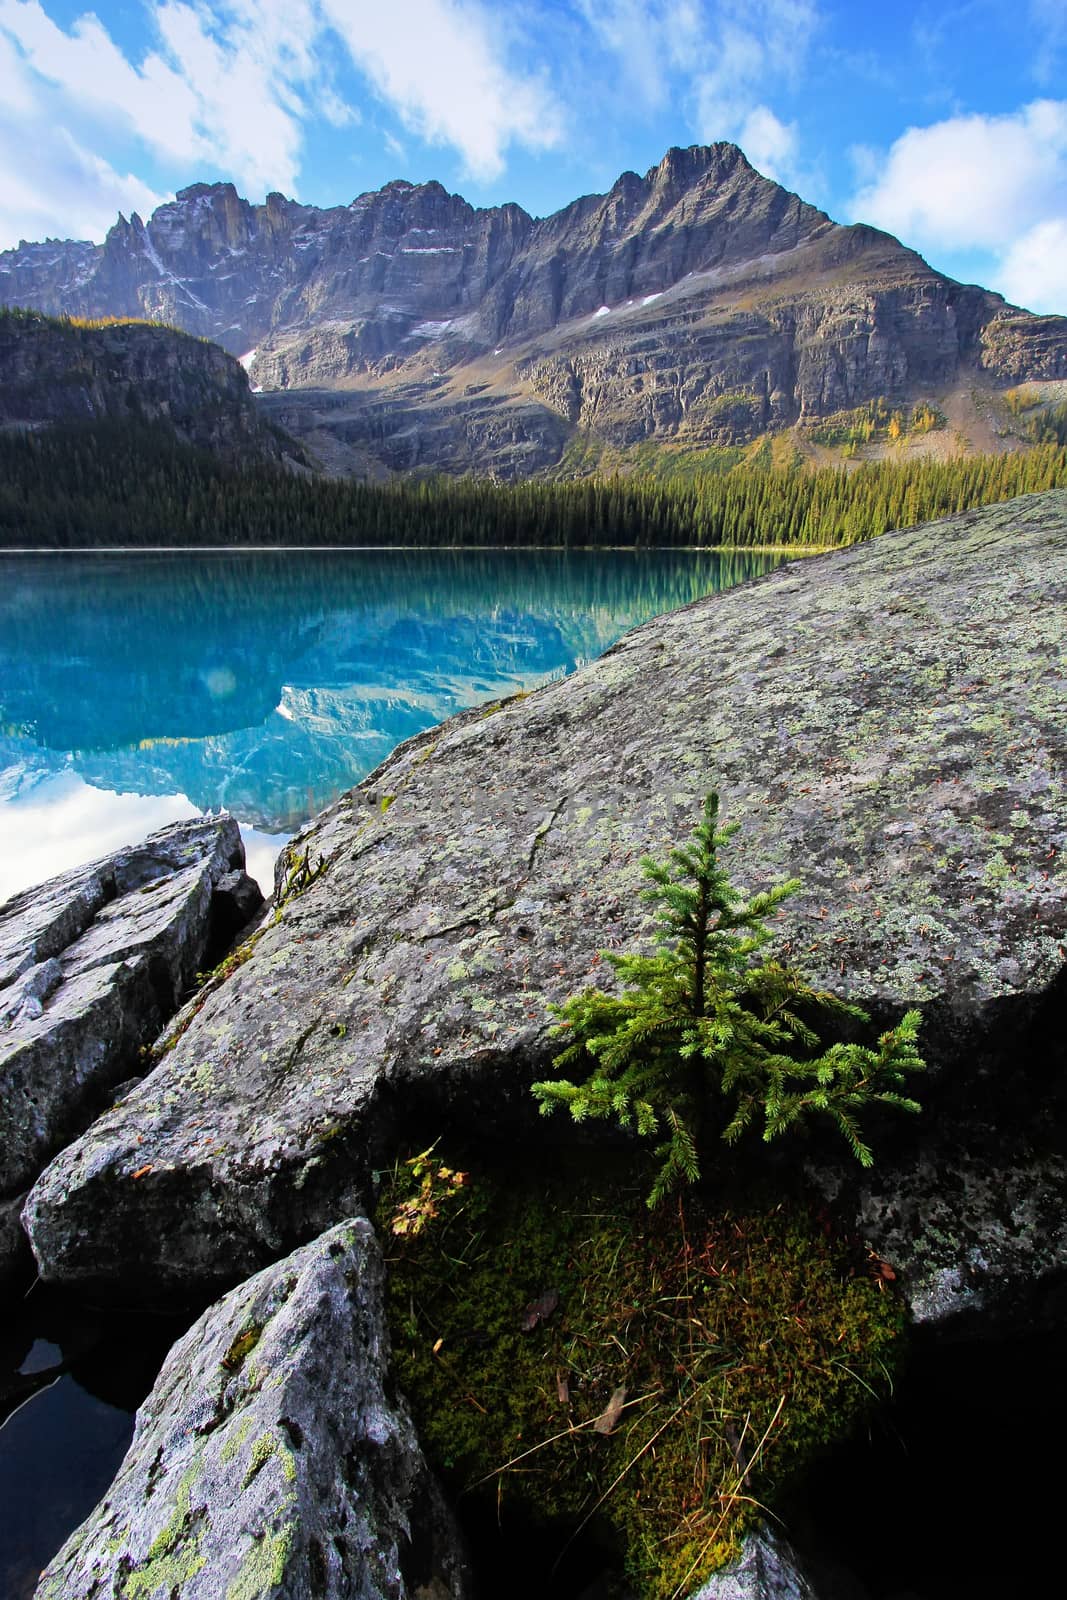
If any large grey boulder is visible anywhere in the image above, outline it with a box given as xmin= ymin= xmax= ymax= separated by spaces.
xmin=23 ymin=493 xmax=1067 ymax=1308
xmin=1 ymin=815 xmax=261 ymax=1280
xmin=34 ymin=1217 xmax=470 ymax=1600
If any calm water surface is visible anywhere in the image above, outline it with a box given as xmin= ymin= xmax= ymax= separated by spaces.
xmin=0 ymin=545 xmax=783 ymax=1595
xmin=0 ymin=548 xmax=783 ymax=899
xmin=1 ymin=1297 xmax=183 ymax=1600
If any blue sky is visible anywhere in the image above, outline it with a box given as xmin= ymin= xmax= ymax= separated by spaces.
xmin=1 ymin=0 xmax=1065 ymax=313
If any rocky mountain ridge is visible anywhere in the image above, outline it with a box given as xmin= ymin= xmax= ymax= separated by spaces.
xmin=0 ymin=310 xmax=286 ymax=460
xmin=3 ymin=144 xmax=1067 ymax=477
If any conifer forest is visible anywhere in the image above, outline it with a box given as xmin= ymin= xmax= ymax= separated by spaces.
xmin=2 ymin=417 xmax=1065 ymax=550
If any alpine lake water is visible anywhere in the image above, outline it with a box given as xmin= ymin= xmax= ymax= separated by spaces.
xmin=0 ymin=547 xmax=784 ymax=903
xmin=0 ymin=544 xmax=784 ymax=1596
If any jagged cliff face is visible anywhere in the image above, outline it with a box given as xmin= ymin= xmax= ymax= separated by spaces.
xmin=0 ymin=312 xmax=284 ymax=459
xmin=482 ymin=143 xmax=827 ymax=345
xmin=3 ymin=144 xmax=1066 ymax=477
xmin=0 ymin=178 xmax=533 ymax=361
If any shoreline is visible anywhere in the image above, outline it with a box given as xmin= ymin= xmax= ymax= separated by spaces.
xmin=0 ymin=542 xmax=831 ymax=556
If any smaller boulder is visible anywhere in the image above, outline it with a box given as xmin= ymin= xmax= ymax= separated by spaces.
xmin=0 ymin=1192 xmax=32 ymax=1287
xmin=688 ymin=1527 xmax=821 ymax=1600
xmin=0 ymin=815 xmax=262 ymax=1283
xmin=852 ymin=1141 xmax=1067 ymax=1338
xmin=35 ymin=1216 xmax=471 ymax=1600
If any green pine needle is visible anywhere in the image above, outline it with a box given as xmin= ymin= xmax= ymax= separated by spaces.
xmin=532 ymin=790 xmax=925 ymax=1204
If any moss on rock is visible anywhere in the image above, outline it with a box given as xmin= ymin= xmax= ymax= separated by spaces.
xmin=379 ymin=1155 xmax=905 ymax=1599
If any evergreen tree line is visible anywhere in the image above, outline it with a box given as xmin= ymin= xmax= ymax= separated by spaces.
xmin=1 ymin=418 xmax=1065 ymax=550
xmin=1026 ymin=402 xmax=1067 ymax=447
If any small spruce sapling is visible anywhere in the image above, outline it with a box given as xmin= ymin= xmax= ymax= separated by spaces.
xmin=532 ymin=792 xmax=924 ymax=1205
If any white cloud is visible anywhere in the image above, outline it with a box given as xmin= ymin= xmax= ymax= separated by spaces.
xmin=0 ymin=0 xmax=324 ymax=196
xmin=850 ymin=100 xmax=1067 ymax=251
xmin=321 ymin=1 xmax=563 ymax=182
xmin=576 ymin=0 xmax=703 ymax=109
xmin=0 ymin=54 xmax=166 ymax=247
xmin=319 ymin=87 xmax=361 ymax=130
xmin=1 ymin=1 xmax=204 ymax=167
xmin=850 ymin=100 xmax=1067 ymax=316
xmin=694 ymin=22 xmax=763 ymax=132
xmin=0 ymin=24 xmax=33 ymax=110
xmin=1030 ymin=0 xmax=1067 ymax=83
xmin=736 ymin=106 xmax=798 ymax=183
xmin=577 ymin=1 xmax=818 ymax=184
xmin=383 ymin=131 xmax=408 ymax=165
xmin=0 ymin=147 xmax=161 ymax=249
xmin=847 ymin=141 xmax=879 ymax=189
xmin=998 ymin=219 xmax=1067 ymax=315
xmin=694 ymin=4 xmax=821 ymax=192
xmin=152 ymin=0 xmax=318 ymax=191
xmin=0 ymin=0 xmax=566 ymax=245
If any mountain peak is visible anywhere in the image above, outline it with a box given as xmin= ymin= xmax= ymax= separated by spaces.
xmin=175 ymin=181 xmax=240 ymax=204
xmin=649 ymin=142 xmax=753 ymax=184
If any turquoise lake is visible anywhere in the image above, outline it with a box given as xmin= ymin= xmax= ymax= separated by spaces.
xmin=0 ymin=548 xmax=783 ymax=903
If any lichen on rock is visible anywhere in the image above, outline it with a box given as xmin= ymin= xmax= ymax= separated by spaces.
xmin=34 ymin=1217 xmax=470 ymax=1600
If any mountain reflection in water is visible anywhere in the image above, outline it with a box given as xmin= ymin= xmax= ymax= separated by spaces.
xmin=0 ymin=547 xmax=783 ymax=899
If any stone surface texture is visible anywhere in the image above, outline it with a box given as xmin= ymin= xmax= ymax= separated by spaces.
xmin=689 ymin=1528 xmax=820 ymax=1600
xmin=1 ymin=815 xmax=261 ymax=1279
xmin=0 ymin=1191 xmax=31 ymax=1284
xmin=34 ymin=1217 xmax=471 ymax=1600
xmin=2 ymin=145 xmax=1065 ymax=478
xmin=22 ymin=493 xmax=1067 ymax=1315
xmin=837 ymin=1142 xmax=1067 ymax=1337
